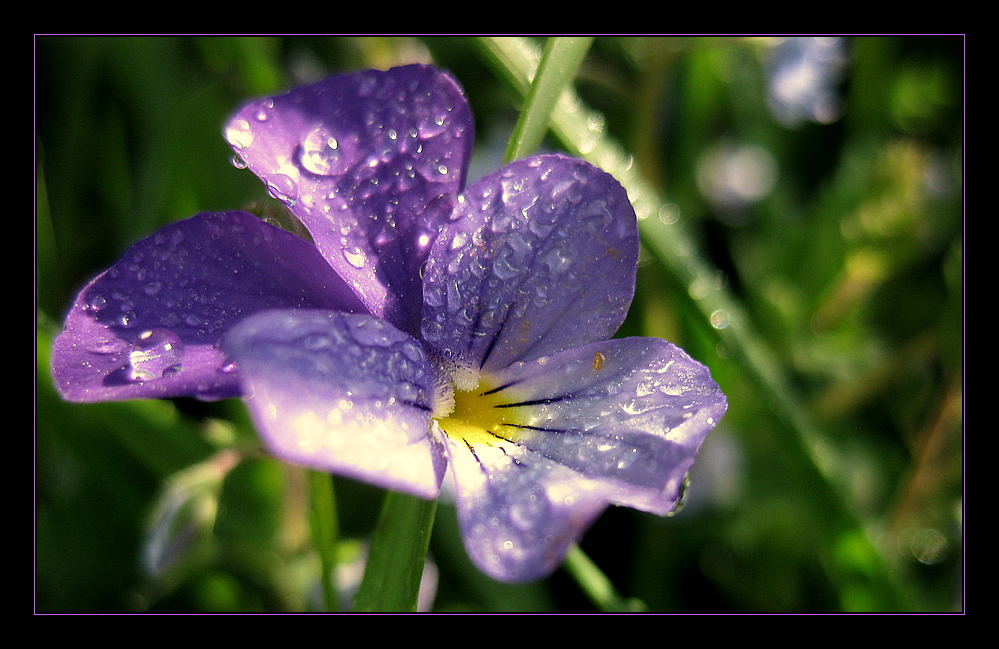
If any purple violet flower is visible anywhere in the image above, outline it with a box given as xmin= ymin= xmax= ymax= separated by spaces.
xmin=51 ymin=64 xmax=727 ymax=582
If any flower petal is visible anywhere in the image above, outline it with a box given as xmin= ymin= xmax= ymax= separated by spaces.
xmin=484 ymin=338 xmax=727 ymax=514
xmin=222 ymin=310 xmax=446 ymax=500
xmin=445 ymin=435 xmax=610 ymax=583
xmin=52 ymin=211 xmax=366 ymax=402
xmin=421 ymin=154 xmax=639 ymax=373
xmin=226 ymin=65 xmax=474 ymax=335
xmin=444 ymin=337 xmax=726 ymax=582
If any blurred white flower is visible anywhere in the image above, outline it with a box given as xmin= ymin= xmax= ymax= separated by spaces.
xmin=765 ymin=37 xmax=848 ymax=127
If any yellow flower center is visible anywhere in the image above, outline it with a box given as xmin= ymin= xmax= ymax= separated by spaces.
xmin=434 ymin=374 xmax=524 ymax=447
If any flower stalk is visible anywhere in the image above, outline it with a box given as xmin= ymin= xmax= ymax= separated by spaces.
xmin=352 ymin=492 xmax=437 ymax=612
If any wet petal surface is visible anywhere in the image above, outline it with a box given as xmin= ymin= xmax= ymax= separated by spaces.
xmin=421 ymin=155 xmax=638 ymax=373
xmin=445 ymin=436 xmax=610 ymax=583
xmin=226 ymin=65 xmax=474 ymax=334
xmin=442 ymin=337 xmax=727 ymax=581
xmin=52 ymin=211 xmax=366 ymax=402
xmin=483 ymin=338 xmax=727 ymax=514
xmin=223 ymin=310 xmax=446 ymax=499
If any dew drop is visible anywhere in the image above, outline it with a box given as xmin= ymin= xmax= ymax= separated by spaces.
xmin=127 ymin=329 xmax=185 ymax=382
xmin=254 ymin=99 xmax=273 ymax=122
xmin=343 ymin=246 xmax=368 ymax=269
xmin=710 ymin=310 xmax=731 ymax=329
xmin=266 ymin=174 xmax=298 ymax=205
xmin=300 ymin=128 xmax=343 ymax=176
xmin=85 ymin=294 xmax=107 ymax=313
xmin=225 ymin=119 xmax=253 ymax=150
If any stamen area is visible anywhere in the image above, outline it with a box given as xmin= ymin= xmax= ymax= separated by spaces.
xmin=435 ymin=377 xmax=524 ymax=447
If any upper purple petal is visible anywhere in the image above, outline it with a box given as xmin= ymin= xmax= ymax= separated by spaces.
xmin=421 ymin=154 xmax=639 ymax=373
xmin=52 ymin=211 xmax=366 ymax=402
xmin=226 ymin=65 xmax=475 ymax=335
xmin=222 ymin=309 xmax=446 ymax=499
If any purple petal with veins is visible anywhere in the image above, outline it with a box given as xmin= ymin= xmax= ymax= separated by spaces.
xmin=421 ymin=154 xmax=638 ymax=373
xmin=52 ymin=211 xmax=366 ymax=402
xmin=223 ymin=309 xmax=446 ymax=499
xmin=439 ymin=337 xmax=726 ymax=581
xmin=226 ymin=64 xmax=474 ymax=335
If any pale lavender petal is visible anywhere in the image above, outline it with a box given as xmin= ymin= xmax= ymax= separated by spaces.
xmin=226 ymin=65 xmax=474 ymax=335
xmin=222 ymin=310 xmax=446 ymax=499
xmin=52 ymin=211 xmax=366 ymax=402
xmin=421 ymin=154 xmax=639 ymax=373
xmin=483 ymin=338 xmax=727 ymax=514
xmin=445 ymin=435 xmax=609 ymax=583
xmin=443 ymin=337 xmax=726 ymax=582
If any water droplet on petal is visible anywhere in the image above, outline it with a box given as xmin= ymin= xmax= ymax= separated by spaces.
xmin=225 ymin=119 xmax=253 ymax=150
xmin=127 ymin=329 xmax=185 ymax=382
xmin=300 ymin=127 xmax=344 ymax=176
xmin=254 ymin=99 xmax=273 ymax=122
xmin=343 ymin=246 xmax=368 ymax=269
xmin=266 ymin=174 xmax=298 ymax=206
xmin=85 ymin=294 xmax=107 ymax=313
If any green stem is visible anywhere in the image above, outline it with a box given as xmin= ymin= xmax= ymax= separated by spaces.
xmin=308 ymin=471 xmax=339 ymax=612
xmin=352 ymin=491 xmax=438 ymax=612
xmin=504 ymin=36 xmax=593 ymax=163
xmin=564 ymin=545 xmax=644 ymax=612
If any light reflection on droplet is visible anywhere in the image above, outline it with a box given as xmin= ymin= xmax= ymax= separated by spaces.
xmin=903 ymin=527 xmax=949 ymax=565
xmin=658 ymin=203 xmax=681 ymax=225
xmin=710 ymin=310 xmax=731 ymax=329
xmin=127 ymin=329 xmax=185 ymax=382
xmin=225 ymin=119 xmax=253 ymax=150
xmin=343 ymin=247 xmax=368 ymax=269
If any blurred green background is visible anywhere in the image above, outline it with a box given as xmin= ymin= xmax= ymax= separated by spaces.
xmin=35 ymin=36 xmax=963 ymax=612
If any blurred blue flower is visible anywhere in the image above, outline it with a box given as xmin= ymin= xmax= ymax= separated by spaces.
xmin=52 ymin=65 xmax=727 ymax=582
xmin=765 ymin=37 xmax=848 ymax=127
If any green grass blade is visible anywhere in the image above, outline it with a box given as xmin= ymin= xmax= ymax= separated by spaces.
xmin=503 ymin=37 xmax=593 ymax=163
xmin=309 ymin=471 xmax=339 ymax=612
xmin=352 ymin=491 xmax=437 ymax=612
